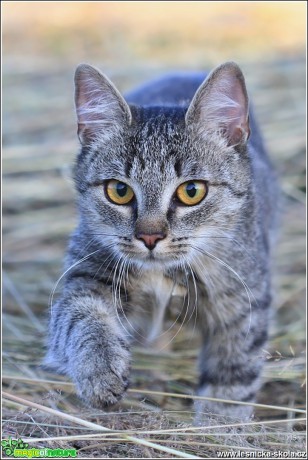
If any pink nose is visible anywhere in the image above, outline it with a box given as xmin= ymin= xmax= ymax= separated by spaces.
xmin=136 ymin=233 xmax=166 ymax=250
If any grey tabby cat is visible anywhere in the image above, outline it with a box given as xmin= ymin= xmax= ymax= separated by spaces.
xmin=45 ymin=61 xmax=277 ymax=420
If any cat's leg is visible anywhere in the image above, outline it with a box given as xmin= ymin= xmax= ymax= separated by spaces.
xmin=45 ymin=282 xmax=130 ymax=408
xmin=195 ymin=300 xmax=269 ymax=422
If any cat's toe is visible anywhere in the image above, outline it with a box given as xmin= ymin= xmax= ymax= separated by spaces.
xmin=76 ymin=368 xmax=130 ymax=408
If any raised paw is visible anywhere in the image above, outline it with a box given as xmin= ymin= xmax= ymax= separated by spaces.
xmin=71 ymin=343 xmax=131 ymax=408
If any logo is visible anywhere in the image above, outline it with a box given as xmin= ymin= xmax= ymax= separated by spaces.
xmin=1 ymin=439 xmax=29 ymax=457
xmin=1 ymin=438 xmax=77 ymax=458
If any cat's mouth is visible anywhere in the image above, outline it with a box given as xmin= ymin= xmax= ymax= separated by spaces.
xmin=120 ymin=243 xmax=188 ymax=269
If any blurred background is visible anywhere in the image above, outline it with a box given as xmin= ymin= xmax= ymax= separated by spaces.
xmin=2 ymin=1 xmax=306 ymax=455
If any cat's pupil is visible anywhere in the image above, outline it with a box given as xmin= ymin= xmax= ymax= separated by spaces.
xmin=186 ymin=182 xmax=197 ymax=198
xmin=117 ymin=182 xmax=127 ymax=197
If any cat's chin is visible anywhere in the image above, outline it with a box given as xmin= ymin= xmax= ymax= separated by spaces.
xmin=128 ymin=253 xmax=181 ymax=272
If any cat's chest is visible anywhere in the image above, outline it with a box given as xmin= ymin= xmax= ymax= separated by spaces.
xmin=125 ymin=270 xmax=187 ymax=348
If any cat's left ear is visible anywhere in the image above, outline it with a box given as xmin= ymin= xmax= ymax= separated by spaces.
xmin=185 ymin=62 xmax=250 ymax=146
xmin=74 ymin=64 xmax=132 ymax=145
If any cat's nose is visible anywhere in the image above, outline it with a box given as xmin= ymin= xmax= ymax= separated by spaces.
xmin=135 ymin=232 xmax=166 ymax=250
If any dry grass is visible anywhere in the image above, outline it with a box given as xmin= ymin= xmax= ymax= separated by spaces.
xmin=2 ymin=3 xmax=306 ymax=458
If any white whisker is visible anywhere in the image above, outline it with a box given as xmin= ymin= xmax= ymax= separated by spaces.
xmin=111 ymin=255 xmax=135 ymax=341
xmin=49 ymin=249 xmax=100 ymax=315
xmin=190 ymin=244 xmax=255 ymax=341
xmin=158 ymin=262 xmax=190 ymax=351
xmin=186 ymin=261 xmax=199 ymax=338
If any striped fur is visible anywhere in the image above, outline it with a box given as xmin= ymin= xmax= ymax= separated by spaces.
xmin=45 ymin=62 xmax=278 ymax=421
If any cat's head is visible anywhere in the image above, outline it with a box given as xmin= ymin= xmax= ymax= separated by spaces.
xmin=73 ymin=62 xmax=252 ymax=270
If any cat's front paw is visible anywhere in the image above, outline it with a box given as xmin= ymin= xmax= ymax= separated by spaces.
xmin=72 ymin=345 xmax=130 ymax=408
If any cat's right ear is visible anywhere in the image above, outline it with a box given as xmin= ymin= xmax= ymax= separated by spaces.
xmin=74 ymin=64 xmax=132 ymax=145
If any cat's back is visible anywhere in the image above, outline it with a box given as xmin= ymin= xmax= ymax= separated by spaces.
xmin=125 ymin=72 xmax=206 ymax=107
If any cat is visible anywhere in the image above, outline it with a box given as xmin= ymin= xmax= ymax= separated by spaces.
xmin=45 ymin=61 xmax=278 ymax=421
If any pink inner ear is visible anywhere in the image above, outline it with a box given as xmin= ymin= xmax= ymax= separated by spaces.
xmin=206 ymin=90 xmax=249 ymax=145
xmin=224 ymin=102 xmax=249 ymax=145
xmin=228 ymin=125 xmax=249 ymax=145
xmin=76 ymin=80 xmax=106 ymax=125
xmin=75 ymin=80 xmax=104 ymax=142
xmin=74 ymin=66 xmax=132 ymax=145
xmin=223 ymin=78 xmax=249 ymax=145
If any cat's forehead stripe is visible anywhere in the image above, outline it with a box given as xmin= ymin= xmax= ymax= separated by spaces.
xmin=124 ymin=109 xmax=187 ymax=179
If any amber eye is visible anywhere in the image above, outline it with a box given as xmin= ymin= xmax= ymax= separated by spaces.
xmin=106 ymin=180 xmax=134 ymax=205
xmin=176 ymin=181 xmax=207 ymax=206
